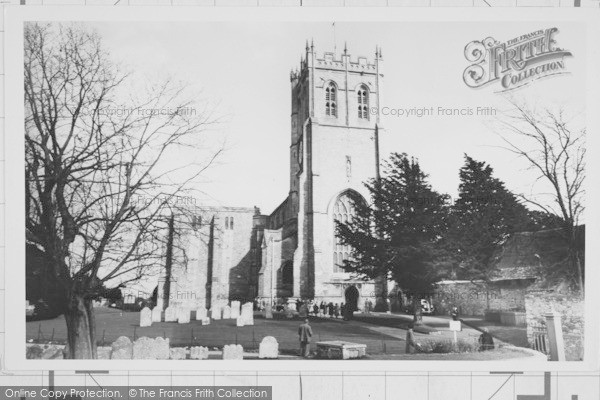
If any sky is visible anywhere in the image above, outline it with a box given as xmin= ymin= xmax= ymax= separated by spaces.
xmin=89 ymin=20 xmax=587 ymax=214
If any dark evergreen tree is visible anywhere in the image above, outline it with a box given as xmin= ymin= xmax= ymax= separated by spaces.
xmin=446 ymin=155 xmax=534 ymax=281
xmin=335 ymin=153 xmax=450 ymax=322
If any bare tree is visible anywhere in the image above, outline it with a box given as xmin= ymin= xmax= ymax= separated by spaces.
xmin=24 ymin=22 xmax=222 ymax=358
xmin=496 ymin=100 xmax=585 ymax=294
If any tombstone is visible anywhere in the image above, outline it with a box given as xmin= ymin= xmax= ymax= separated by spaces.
xmin=222 ymin=305 xmax=232 ymax=319
xmin=258 ymin=336 xmax=279 ymax=359
xmin=231 ymin=301 xmax=241 ymax=319
xmin=170 ymin=347 xmax=187 ymax=360
xmin=110 ymin=336 xmax=133 ymax=359
xmin=222 ymin=344 xmax=244 ymax=360
xmin=195 ymin=307 xmax=207 ymax=321
xmin=190 ymin=346 xmax=209 ymax=360
xmin=177 ymin=308 xmax=191 ymax=324
xmin=132 ymin=337 xmax=170 ymax=360
xmin=211 ymin=307 xmax=222 ymax=320
xmin=264 ymin=304 xmax=273 ymax=320
xmin=241 ymin=302 xmax=254 ymax=326
xmin=139 ymin=307 xmax=152 ymax=327
xmin=164 ymin=306 xmax=177 ymax=322
xmin=201 ymin=317 xmax=211 ymax=325
xmin=236 ymin=317 xmax=245 ymax=327
xmin=151 ymin=307 xmax=162 ymax=323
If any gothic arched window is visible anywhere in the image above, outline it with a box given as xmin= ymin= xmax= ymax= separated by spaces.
xmin=357 ymin=85 xmax=369 ymax=120
xmin=333 ymin=192 xmax=358 ymax=273
xmin=325 ymin=82 xmax=337 ymax=117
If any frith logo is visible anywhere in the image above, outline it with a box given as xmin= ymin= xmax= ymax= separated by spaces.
xmin=463 ymin=28 xmax=572 ymax=91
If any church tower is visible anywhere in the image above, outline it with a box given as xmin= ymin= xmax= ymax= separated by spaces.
xmin=290 ymin=42 xmax=386 ymax=308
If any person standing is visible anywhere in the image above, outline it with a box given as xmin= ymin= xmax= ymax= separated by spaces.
xmin=478 ymin=328 xmax=495 ymax=351
xmin=328 ymin=302 xmax=334 ymax=318
xmin=298 ymin=319 xmax=313 ymax=358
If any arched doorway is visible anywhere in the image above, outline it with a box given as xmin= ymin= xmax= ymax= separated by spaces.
xmin=344 ymin=285 xmax=360 ymax=312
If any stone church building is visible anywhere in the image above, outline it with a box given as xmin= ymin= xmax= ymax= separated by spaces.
xmin=159 ymin=43 xmax=388 ymax=312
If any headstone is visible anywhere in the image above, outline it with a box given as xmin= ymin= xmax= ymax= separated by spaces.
xmin=170 ymin=347 xmax=187 ymax=360
xmin=259 ymin=336 xmax=279 ymax=359
xmin=97 ymin=347 xmax=111 ymax=360
xmin=201 ymin=317 xmax=211 ymax=325
xmin=222 ymin=344 xmax=244 ymax=360
xmin=140 ymin=307 xmax=152 ymax=327
xmin=264 ymin=305 xmax=273 ymax=319
xmin=132 ymin=337 xmax=170 ymax=360
xmin=222 ymin=305 xmax=232 ymax=319
xmin=110 ymin=336 xmax=133 ymax=359
xmin=236 ymin=317 xmax=245 ymax=327
xmin=164 ymin=306 xmax=177 ymax=322
xmin=151 ymin=307 xmax=162 ymax=323
xmin=241 ymin=302 xmax=254 ymax=325
xmin=231 ymin=301 xmax=241 ymax=319
xmin=211 ymin=307 xmax=222 ymax=320
xmin=195 ymin=307 xmax=207 ymax=320
xmin=177 ymin=307 xmax=191 ymax=324
xmin=190 ymin=346 xmax=209 ymax=360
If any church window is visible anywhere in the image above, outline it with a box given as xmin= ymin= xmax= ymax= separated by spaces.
xmin=333 ymin=192 xmax=357 ymax=273
xmin=325 ymin=83 xmax=337 ymax=117
xmin=346 ymin=156 xmax=352 ymax=178
xmin=225 ymin=217 xmax=229 ymax=230
xmin=357 ymin=85 xmax=369 ymax=120
xmin=281 ymin=261 xmax=293 ymax=285
xmin=230 ymin=217 xmax=234 ymax=230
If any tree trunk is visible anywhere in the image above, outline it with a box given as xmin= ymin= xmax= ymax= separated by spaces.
xmin=413 ymin=300 xmax=423 ymax=325
xmin=64 ymin=294 xmax=97 ymax=359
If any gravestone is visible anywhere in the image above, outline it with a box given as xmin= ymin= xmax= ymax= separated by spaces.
xmin=151 ymin=307 xmax=162 ymax=323
xmin=264 ymin=304 xmax=273 ymax=319
xmin=241 ymin=302 xmax=254 ymax=325
xmin=140 ymin=307 xmax=152 ymax=327
xmin=170 ymin=347 xmax=187 ymax=360
xmin=190 ymin=346 xmax=209 ymax=360
xmin=231 ymin=301 xmax=241 ymax=319
xmin=236 ymin=317 xmax=244 ymax=327
xmin=195 ymin=307 xmax=207 ymax=320
xmin=132 ymin=337 xmax=170 ymax=360
xmin=201 ymin=317 xmax=211 ymax=326
xmin=258 ymin=336 xmax=279 ymax=359
xmin=211 ymin=307 xmax=222 ymax=320
xmin=164 ymin=306 xmax=177 ymax=322
xmin=177 ymin=308 xmax=191 ymax=324
xmin=223 ymin=305 xmax=232 ymax=319
xmin=222 ymin=344 xmax=243 ymax=360
xmin=110 ymin=336 xmax=133 ymax=359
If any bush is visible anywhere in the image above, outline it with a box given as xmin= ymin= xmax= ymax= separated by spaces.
xmin=419 ymin=338 xmax=479 ymax=354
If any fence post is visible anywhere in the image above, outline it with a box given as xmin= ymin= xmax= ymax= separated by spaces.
xmin=37 ymin=323 xmax=42 ymax=342
xmin=545 ymin=312 xmax=566 ymax=361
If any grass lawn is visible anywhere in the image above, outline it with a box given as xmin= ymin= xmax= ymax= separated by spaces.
xmin=26 ymin=307 xmax=534 ymax=360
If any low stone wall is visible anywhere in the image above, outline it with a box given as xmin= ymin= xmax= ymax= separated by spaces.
xmin=524 ymin=290 xmax=584 ymax=361
xmin=433 ymin=281 xmax=527 ymax=317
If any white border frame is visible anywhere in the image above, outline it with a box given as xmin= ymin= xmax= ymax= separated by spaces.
xmin=4 ymin=5 xmax=600 ymax=371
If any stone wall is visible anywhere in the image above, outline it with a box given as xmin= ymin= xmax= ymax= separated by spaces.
xmin=524 ymin=290 xmax=584 ymax=361
xmin=433 ymin=280 xmax=528 ymax=317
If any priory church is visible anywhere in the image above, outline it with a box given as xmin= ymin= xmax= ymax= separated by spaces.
xmin=158 ymin=43 xmax=390 ymax=312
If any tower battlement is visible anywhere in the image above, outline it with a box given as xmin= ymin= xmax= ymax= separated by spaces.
xmin=291 ymin=42 xmax=383 ymax=81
